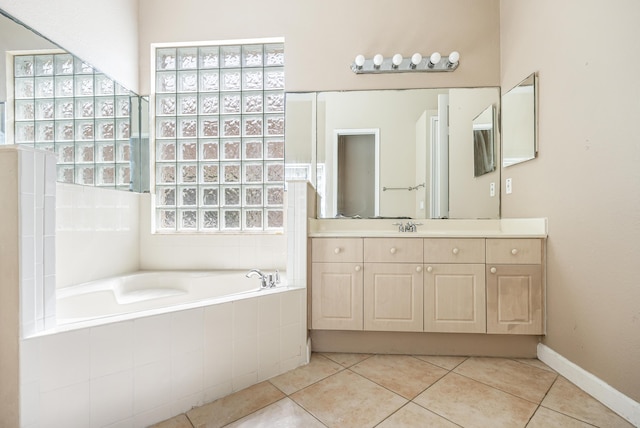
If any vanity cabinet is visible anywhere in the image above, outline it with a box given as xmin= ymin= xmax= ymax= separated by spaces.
xmin=363 ymin=238 xmax=424 ymax=331
xmin=311 ymin=238 xmax=364 ymax=330
xmin=309 ymin=234 xmax=545 ymax=336
xmin=486 ymin=239 xmax=544 ymax=334
xmin=423 ymin=239 xmax=486 ymax=333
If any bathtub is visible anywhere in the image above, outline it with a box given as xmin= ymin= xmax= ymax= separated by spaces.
xmin=56 ymin=269 xmax=289 ymax=326
xmin=21 ymin=269 xmax=308 ymax=427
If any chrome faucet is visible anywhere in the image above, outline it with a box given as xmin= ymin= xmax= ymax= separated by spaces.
xmin=392 ymin=221 xmax=422 ymax=233
xmin=246 ymin=269 xmax=280 ymax=288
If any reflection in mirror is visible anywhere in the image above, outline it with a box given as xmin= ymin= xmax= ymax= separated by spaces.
xmin=502 ymin=73 xmax=537 ymax=167
xmin=0 ymin=102 xmax=5 ymax=144
xmin=0 ymin=9 xmax=149 ymax=192
xmin=473 ymin=105 xmax=496 ymax=177
xmin=335 ymin=129 xmax=379 ymax=218
xmin=285 ymin=88 xmax=501 ymax=219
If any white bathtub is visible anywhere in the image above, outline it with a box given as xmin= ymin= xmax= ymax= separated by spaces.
xmin=56 ymin=269 xmax=288 ymax=326
xmin=23 ymin=269 xmax=308 ymax=427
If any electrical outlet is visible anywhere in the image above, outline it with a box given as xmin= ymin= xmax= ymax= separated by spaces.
xmin=506 ymin=178 xmax=513 ymax=194
xmin=490 ymin=182 xmax=495 ymax=197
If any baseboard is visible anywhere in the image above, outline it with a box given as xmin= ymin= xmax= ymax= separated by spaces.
xmin=537 ymin=343 xmax=640 ymax=427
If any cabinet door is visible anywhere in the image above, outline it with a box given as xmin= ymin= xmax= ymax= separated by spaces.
xmin=424 ymin=264 xmax=486 ymax=333
xmin=364 ymin=263 xmax=424 ymax=331
xmin=311 ymin=262 xmax=363 ymax=330
xmin=486 ymin=264 xmax=543 ymax=334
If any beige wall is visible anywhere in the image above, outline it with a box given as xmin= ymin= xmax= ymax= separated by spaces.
xmin=500 ymin=0 xmax=640 ymax=401
xmin=138 ymin=0 xmax=500 ymax=94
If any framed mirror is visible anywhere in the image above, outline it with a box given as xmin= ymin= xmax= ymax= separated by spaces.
xmin=472 ymin=105 xmax=496 ymax=177
xmin=285 ymin=87 xmax=501 ymax=220
xmin=502 ymin=73 xmax=537 ymax=167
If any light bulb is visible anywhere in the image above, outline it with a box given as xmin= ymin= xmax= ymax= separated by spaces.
xmin=392 ymin=54 xmax=403 ymax=68
xmin=355 ymin=54 xmax=365 ymax=68
xmin=448 ymin=51 xmax=460 ymax=65
xmin=429 ymin=52 xmax=441 ymax=68
xmin=410 ymin=53 xmax=422 ymax=68
xmin=373 ymin=54 xmax=384 ymax=67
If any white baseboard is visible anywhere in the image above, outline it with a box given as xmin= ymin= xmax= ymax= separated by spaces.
xmin=537 ymin=343 xmax=640 ymax=427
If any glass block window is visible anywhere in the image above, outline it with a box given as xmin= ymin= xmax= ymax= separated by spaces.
xmin=12 ymin=53 xmax=134 ymax=189
xmin=154 ymin=41 xmax=285 ymax=232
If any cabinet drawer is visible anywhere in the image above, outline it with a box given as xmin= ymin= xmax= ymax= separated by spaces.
xmin=424 ymin=238 xmax=485 ymax=263
xmin=364 ymin=238 xmax=423 ymax=263
xmin=486 ymin=239 xmax=542 ymax=264
xmin=312 ymin=238 xmax=363 ymax=263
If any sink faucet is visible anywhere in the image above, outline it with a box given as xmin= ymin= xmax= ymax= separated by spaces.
xmin=246 ymin=269 xmax=280 ymax=288
xmin=392 ymin=221 xmax=423 ymax=232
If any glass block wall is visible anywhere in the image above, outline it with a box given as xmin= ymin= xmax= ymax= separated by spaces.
xmin=12 ymin=53 xmax=135 ymax=189
xmin=154 ymin=42 xmax=285 ymax=232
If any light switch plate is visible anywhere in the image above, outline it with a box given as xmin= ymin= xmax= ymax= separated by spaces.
xmin=490 ymin=182 xmax=496 ymax=197
xmin=506 ymin=178 xmax=512 ymax=194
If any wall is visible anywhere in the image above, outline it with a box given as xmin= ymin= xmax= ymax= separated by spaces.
xmin=500 ymin=0 xmax=640 ymax=402
xmin=0 ymin=0 xmax=139 ymax=93
xmin=56 ymin=184 xmax=140 ymax=288
xmin=138 ymin=0 xmax=500 ymax=94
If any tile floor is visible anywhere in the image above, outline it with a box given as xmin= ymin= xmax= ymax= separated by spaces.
xmin=151 ymin=353 xmax=633 ymax=428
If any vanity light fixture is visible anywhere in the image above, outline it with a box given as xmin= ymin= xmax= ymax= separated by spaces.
xmin=351 ymin=51 xmax=460 ymax=74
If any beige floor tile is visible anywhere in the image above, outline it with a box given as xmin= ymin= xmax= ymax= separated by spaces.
xmin=269 ymin=353 xmax=343 ymax=395
xmin=414 ymin=372 xmax=538 ymax=428
xmin=291 ymin=369 xmax=407 ymax=428
xmin=526 ymin=406 xmax=594 ymax=427
xmin=541 ymin=377 xmax=634 ymax=428
xmin=186 ymin=381 xmax=285 ymax=428
xmin=414 ymin=355 xmax=467 ymax=370
xmin=454 ymin=357 xmax=557 ymax=403
xmin=224 ymin=397 xmax=326 ymax=428
xmin=515 ymin=358 xmax=557 ymax=373
xmin=320 ymin=352 xmax=372 ymax=368
xmin=377 ymin=402 xmax=460 ymax=428
xmin=350 ymin=354 xmax=448 ymax=399
xmin=149 ymin=414 xmax=194 ymax=428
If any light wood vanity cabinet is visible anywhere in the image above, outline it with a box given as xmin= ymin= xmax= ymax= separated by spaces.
xmin=424 ymin=239 xmax=486 ymax=333
xmin=486 ymin=239 xmax=544 ymax=335
xmin=310 ymin=236 xmax=545 ymax=336
xmin=311 ymin=238 xmax=363 ymax=330
xmin=363 ymin=239 xmax=424 ymax=332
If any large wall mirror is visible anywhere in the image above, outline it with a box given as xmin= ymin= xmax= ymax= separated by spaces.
xmin=0 ymin=10 xmax=149 ymax=192
xmin=502 ymin=73 xmax=537 ymax=167
xmin=285 ymin=87 xmax=501 ymax=220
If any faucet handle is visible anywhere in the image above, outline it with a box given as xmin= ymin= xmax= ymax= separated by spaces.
xmin=274 ymin=270 xmax=281 ymax=284
xmin=392 ymin=222 xmax=404 ymax=232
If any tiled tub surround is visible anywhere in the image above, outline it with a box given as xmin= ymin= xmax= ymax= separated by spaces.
xmin=20 ymin=287 xmax=307 ymax=428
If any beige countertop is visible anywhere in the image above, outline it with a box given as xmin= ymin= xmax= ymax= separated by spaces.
xmin=308 ymin=218 xmax=547 ymax=238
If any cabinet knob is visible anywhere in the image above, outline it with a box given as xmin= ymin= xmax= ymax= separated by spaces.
xmin=452 ymin=248 xmax=459 ymax=255
xmin=334 ymin=247 xmax=341 ymax=254
xmin=416 ymin=266 xmax=423 ymax=273
xmin=511 ymin=248 xmax=519 ymax=255
xmin=390 ymin=247 xmax=397 ymax=254
xmin=490 ymin=267 xmax=497 ymax=274
xmin=427 ymin=266 xmax=433 ymax=273
xmin=355 ymin=265 xmax=361 ymax=272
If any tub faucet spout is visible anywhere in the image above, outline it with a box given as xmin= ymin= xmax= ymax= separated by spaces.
xmin=246 ymin=269 xmax=278 ymax=288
